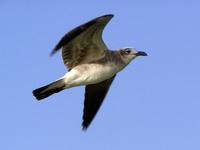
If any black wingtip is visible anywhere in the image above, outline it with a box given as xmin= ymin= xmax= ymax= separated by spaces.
xmin=50 ymin=44 xmax=62 ymax=56
xmin=96 ymin=14 xmax=114 ymax=22
xmin=50 ymin=48 xmax=57 ymax=56
xmin=82 ymin=122 xmax=89 ymax=131
xmin=100 ymin=14 xmax=114 ymax=18
xmin=82 ymin=126 xmax=88 ymax=131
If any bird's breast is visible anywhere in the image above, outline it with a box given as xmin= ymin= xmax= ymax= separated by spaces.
xmin=71 ymin=63 xmax=119 ymax=85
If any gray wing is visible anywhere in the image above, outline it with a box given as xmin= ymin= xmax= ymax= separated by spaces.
xmin=82 ymin=75 xmax=116 ymax=130
xmin=51 ymin=14 xmax=114 ymax=70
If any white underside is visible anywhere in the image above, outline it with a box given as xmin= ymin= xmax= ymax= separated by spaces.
xmin=60 ymin=63 xmax=121 ymax=89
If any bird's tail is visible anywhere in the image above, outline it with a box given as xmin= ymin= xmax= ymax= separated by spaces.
xmin=32 ymin=79 xmax=65 ymax=100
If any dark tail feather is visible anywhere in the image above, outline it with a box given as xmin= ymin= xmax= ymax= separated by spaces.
xmin=32 ymin=79 xmax=65 ymax=100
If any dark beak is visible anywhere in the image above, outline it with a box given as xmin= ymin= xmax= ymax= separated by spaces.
xmin=136 ymin=51 xmax=148 ymax=56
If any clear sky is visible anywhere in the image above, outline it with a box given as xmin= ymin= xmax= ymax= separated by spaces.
xmin=1 ymin=1 xmax=200 ymax=150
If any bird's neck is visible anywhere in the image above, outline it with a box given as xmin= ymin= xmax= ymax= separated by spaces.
xmin=105 ymin=51 xmax=126 ymax=69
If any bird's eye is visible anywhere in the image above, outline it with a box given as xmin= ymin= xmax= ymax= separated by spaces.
xmin=124 ymin=49 xmax=131 ymax=54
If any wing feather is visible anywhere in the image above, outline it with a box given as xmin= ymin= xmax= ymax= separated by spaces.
xmin=82 ymin=75 xmax=116 ymax=130
xmin=51 ymin=14 xmax=114 ymax=70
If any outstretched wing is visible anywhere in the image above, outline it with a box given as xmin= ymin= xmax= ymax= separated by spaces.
xmin=82 ymin=75 xmax=116 ymax=130
xmin=51 ymin=14 xmax=114 ymax=70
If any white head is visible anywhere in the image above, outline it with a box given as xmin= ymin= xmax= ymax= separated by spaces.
xmin=119 ymin=47 xmax=147 ymax=64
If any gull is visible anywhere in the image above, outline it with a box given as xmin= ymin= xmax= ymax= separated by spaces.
xmin=32 ymin=14 xmax=147 ymax=130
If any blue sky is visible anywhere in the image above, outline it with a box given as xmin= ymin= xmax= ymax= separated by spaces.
xmin=1 ymin=1 xmax=200 ymax=150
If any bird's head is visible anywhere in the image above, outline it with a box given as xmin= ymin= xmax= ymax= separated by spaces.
xmin=119 ymin=47 xmax=147 ymax=64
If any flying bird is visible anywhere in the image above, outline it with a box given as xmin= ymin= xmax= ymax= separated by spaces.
xmin=32 ymin=14 xmax=147 ymax=130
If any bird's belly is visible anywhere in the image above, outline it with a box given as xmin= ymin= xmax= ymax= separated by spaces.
xmin=70 ymin=63 xmax=118 ymax=86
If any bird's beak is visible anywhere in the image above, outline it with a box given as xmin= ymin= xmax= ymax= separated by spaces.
xmin=135 ymin=51 xmax=148 ymax=56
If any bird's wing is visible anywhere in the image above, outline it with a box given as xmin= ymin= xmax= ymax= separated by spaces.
xmin=82 ymin=75 xmax=116 ymax=130
xmin=51 ymin=14 xmax=114 ymax=70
